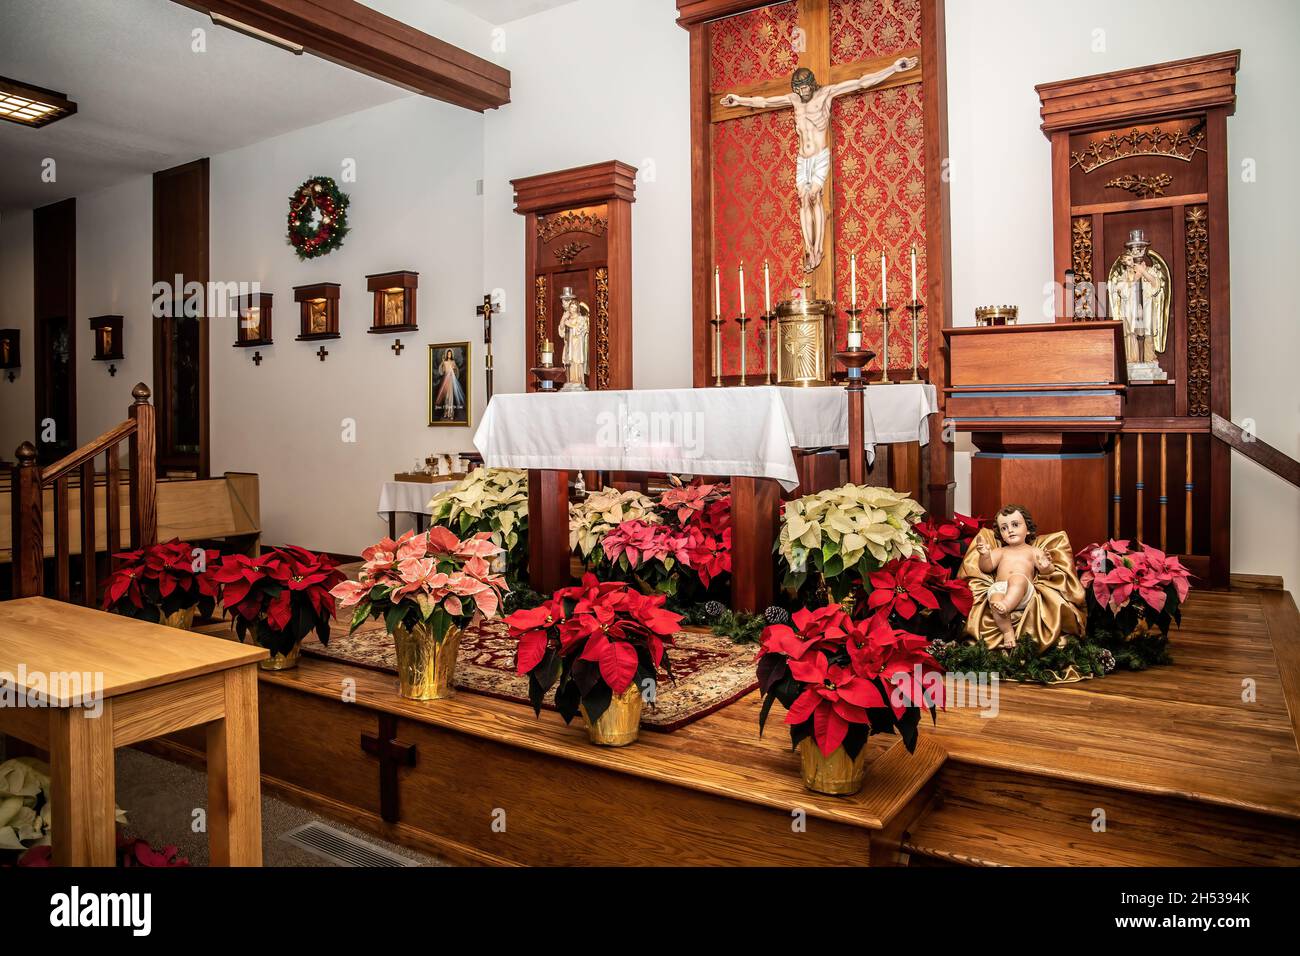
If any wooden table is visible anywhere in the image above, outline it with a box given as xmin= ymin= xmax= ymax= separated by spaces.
xmin=0 ymin=598 xmax=267 ymax=866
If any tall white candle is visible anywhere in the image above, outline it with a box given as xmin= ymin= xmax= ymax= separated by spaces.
xmin=763 ymin=261 xmax=771 ymax=314
xmin=880 ymin=251 xmax=888 ymax=307
xmin=738 ymin=262 xmax=746 ymax=315
xmin=910 ymin=245 xmax=918 ymax=302
xmin=714 ymin=266 xmax=721 ymax=318
xmin=850 ymin=253 xmax=857 ymax=309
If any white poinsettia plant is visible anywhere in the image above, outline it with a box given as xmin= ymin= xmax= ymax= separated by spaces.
xmin=569 ymin=487 xmax=661 ymax=559
xmin=428 ymin=468 xmax=528 ymax=576
xmin=0 ymin=757 xmax=127 ymax=851
xmin=779 ymin=484 xmax=926 ymax=596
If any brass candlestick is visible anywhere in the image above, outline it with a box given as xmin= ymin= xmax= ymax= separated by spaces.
xmin=874 ymin=305 xmax=894 ymax=384
xmin=905 ymin=301 xmax=924 ymax=383
xmin=761 ymin=312 xmax=776 ymax=384
xmin=710 ymin=317 xmax=724 ymax=387
xmin=735 ymin=314 xmax=752 ymax=386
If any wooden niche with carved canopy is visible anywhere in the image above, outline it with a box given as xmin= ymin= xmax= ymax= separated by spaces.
xmin=511 ymin=161 xmax=636 ymax=392
xmin=1036 ymin=51 xmax=1239 ymax=586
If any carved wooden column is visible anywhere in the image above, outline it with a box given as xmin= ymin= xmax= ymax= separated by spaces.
xmin=511 ymin=161 xmax=636 ymax=393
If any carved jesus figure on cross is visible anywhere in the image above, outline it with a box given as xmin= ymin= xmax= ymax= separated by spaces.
xmin=720 ymin=56 xmax=917 ymax=273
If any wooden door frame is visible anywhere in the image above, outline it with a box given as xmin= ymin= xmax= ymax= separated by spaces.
xmin=32 ymin=198 xmax=77 ymax=465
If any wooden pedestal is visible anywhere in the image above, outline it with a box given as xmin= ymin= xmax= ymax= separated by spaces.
xmin=527 ymin=469 xmax=571 ymax=596
xmin=970 ymin=432 xmax=1110 ymax=551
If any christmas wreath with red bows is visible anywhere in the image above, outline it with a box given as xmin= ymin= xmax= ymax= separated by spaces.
xmin=286 ymin=175 xmax=350 ymax=260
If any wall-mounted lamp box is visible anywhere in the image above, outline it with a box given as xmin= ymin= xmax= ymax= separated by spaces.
xmin=233 ymin=292 xmax=274 ymax=347
xmin=366 ymin=271 xmax=418 ymax=333
xmin=0 ymin=328 xmax=19 ymax=380
xmin=294 ymin=283 xmax=341 ymax=340
xmin=88 ymin=314 xmax=124 ymax=360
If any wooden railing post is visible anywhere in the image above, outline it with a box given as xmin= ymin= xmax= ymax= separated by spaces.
xmin=11 ymin=441 xmax=44 ymax=598
xmin=128 ymin=383 xmax=157 ymax=548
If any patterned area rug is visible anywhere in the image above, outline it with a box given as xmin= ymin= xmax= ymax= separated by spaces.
xmin=301 ymin=618 xmax=758 ymax=732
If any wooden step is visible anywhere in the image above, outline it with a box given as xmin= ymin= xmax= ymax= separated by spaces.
xmin=902 ymin=762 xmax=1300 ymax=867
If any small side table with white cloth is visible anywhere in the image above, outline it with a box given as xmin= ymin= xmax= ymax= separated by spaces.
xmin=473 ymin=383 xmax=938 ymax=611
xmin=377 ymin=479 xmax=459 ymax=538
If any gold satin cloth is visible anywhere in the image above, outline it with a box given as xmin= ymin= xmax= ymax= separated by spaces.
xmin=958 ymin=528 xmax=1087 ymax=655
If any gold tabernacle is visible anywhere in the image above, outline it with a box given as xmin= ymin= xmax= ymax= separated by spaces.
xmin=775 ymin=298 xmax=837 ymax=386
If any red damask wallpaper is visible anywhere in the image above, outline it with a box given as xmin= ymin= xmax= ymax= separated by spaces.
xmin=710 ymin=0 xmax=928 ymax=376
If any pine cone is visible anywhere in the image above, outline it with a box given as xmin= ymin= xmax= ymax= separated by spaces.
xmin=703 ymin=600 xmax=725 ymax=620
xmin=1099 ymin=649 xmax=1117 ymax=674
xmin=763 ymin=605 xmax=790 ymax=625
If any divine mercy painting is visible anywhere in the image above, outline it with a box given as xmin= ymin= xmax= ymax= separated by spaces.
xmin=428 ymin=342 xmax=470 ymax=426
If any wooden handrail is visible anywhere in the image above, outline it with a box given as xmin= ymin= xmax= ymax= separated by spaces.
xmin=1212 ymin=413 xmax=1300 ymax=489
xmin=40 ymin=419 xmax=137 ymax=484
xmin=10 ymin=383 xmax=157 ymax=600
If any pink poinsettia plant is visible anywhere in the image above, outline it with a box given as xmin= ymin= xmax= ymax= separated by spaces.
xmin=208 ymin=546 xmax=345 ymax=657
xmin=595 ymin=483 xmax=732 ymax=599
xmin=330 ymin=527 xmax=508 ymax=642
xmin=504 ymin=574 xmax=683 ymax=724
xmin=757 ymin=604 xmax=944 ymax=759
xmin=101 ymin=539 xmax=219 ymax=623
xmin=1076 ymin=539 xmax=1192 ymax=638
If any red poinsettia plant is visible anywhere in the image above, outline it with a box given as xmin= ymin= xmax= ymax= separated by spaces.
xmin=209 ymin=546 xmax=345 ymax=657
xmin=757 ymin=604 xmax=944 ymax=759
xmin=915 ymin=512 xmax=983 ymax=572
xmin=505 ymin=574 xmax=683 ymax=723
xmin=330 ymin=527 xmax=508 ymax=641
xmin=1076 ymin=539 xmax=1192 ymax=638
xmin=596 ymin=494 xmax=732 ymax=599
xmin=101 ymin=539 xmax=219 ymax=623
xmin=859 ymin=555 xmax=973 ymax=644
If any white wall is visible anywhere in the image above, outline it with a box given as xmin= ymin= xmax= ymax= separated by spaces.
xmin=209 ymin=94 xmax=485 ymax=554
xmin=482 ymin=0 xmax=692 ymax=393
xmin=0 ymin=210 xmax=34 ymax=459
xmin=76 ymin=176 xmax=153 ymax=441
xmin=946 ymin=0 xmax=1300 ymax=588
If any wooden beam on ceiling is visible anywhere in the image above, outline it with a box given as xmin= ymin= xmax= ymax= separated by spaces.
xmin=173 ymin=0 xmax=510 ymax=112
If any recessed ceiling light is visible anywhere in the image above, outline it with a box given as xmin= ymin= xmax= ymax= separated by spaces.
xmin=0 ymin=76 xmax=77 ymax=128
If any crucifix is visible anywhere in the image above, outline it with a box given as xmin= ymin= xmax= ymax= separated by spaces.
xmin=360 ymin=714 xmax=416 ymax=824
xmin=476 ymin=292 xmax=499 ymax=403
xmin=251 ymin=351 xmax=263 ymax=366
xmin=721 ymin=55 xmax=916 ymax=274
xmin=706 ymin=0 xmax=923 ymax=302
xmin=316 ymin=345 xmax=329 ymax=362
xmin=391 ymin=339 xmax=404 ymax=357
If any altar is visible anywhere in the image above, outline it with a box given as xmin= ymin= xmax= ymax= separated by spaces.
xmin=474 ymin=383 xmax=937 ymax=608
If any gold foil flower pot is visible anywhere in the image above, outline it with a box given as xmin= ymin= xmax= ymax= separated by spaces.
xmin=394 ymin=621 xmax=461 ymax=700
xmin=581 ymin=682 xmax=643 ymax=747
xmin=259 ymin=641 xmax=302 ymax=671
xmin=160 ymin=605 xmax=198 ymax=630
xmin=798 ymin=738 xmax=869 ymax=795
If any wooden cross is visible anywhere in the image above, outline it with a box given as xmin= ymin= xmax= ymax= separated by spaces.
xmin=316 ymin=345 xmax=329 ymax=362
xmin=708 ymin=0 xmax=922 ymax=301
xmin=251 ymin=351 xmax=263 ymax=366
xmin=360 ymin=714 xmax=416 ymax=823
xmin=391 ymin=339 xmax=404 ymax=357
xmin=108 ymin=364 xmax=117 ymax=377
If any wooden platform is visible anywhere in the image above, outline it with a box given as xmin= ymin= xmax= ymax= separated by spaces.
xmin=148 ymin=587 xmax=1300 ymax=866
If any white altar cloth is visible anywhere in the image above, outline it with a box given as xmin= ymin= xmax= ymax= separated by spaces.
xmin=473 ymin=384 xmax=937 ymax=493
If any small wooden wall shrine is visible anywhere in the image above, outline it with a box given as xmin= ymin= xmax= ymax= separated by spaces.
xmin=511 ymin=160 xmax=635 ymax=392
xmin=1036 ymin=51 xmax=1238 ymax=586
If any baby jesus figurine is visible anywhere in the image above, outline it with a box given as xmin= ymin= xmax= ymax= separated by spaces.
xmin=974 ymin=504 xmax=1053 ymax=649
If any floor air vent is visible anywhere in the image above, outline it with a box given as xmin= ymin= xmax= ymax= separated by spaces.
xmin=279 ymin=822 xmax=420 ymax=867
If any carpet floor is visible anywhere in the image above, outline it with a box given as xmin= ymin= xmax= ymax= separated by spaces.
xmin=115 ymin=748 xmax=446 ymax=867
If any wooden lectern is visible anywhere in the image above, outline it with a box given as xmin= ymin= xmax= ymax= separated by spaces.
xmin=944 ymin=321 xmax=1126 ymax=550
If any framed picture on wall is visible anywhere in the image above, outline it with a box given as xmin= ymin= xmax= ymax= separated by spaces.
xmin=428 ymin=342 xmax=470 ymax=426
